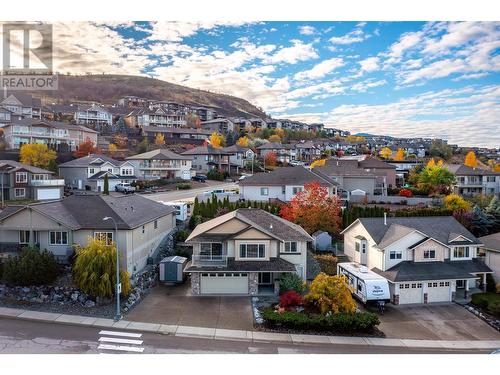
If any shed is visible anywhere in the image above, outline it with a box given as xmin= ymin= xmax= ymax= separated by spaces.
xmin=159 ymin=256 xmax=188 ymax=283
xmin=312 ymin=230 xmax=332 ymax=251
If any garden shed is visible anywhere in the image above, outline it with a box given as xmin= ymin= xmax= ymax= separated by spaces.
xmin=159 ymin=256 xmax=188 ymax=283
xmin=312 ymin=230 xmax=332 ymax=251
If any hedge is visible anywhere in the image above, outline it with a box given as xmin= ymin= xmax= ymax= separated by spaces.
xmin=261 ymin=309 xmax=380 ymax=333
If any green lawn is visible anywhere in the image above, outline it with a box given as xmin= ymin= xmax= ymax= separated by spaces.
xmin=471 ymin=292 xmax=500 ymax=318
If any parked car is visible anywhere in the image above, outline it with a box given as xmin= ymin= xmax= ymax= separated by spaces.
xmin=192 ymin=174 xmax=207 ymax=182
xmin=289 ymin=160 xmax=304 ymax=166
xmin=115 ymin=183 xmax=135 ymax=194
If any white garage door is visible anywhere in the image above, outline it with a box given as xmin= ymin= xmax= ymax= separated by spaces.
xmin=201 ymin=273 xmax=248 ymax=294
xmin=398 ymin=282 xmax=423 ymax=304
xmin=37 ymin=188 xmax=61 ymax=200
xmin=427 ymin=281 xmax=451 ymax=303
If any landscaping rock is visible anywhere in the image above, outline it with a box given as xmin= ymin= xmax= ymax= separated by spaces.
xmin=84 ymin=300 xmax=96 ymax=308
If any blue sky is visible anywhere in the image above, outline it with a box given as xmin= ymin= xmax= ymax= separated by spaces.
xmin=44 ymin=21 xmax=500 ymax=147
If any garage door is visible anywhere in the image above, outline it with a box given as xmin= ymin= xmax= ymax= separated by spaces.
xmin=201 ymin=273 xmax=248 ymax=294
xmin=37 ymin=188 xmax=61 ymax=200
xmin=427 ymin=281 xmax=451 ymax=303
xmin=398 ymin=282 xmax=423 ymax=304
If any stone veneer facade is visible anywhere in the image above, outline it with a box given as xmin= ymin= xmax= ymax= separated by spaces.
xmin=248 ymin=272 xmax=258 ymax=295
xmin=191 ymin=273 xmax=201 ymax=295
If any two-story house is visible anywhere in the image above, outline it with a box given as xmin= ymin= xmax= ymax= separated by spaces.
xmin=74 ymin=104 xmax=113 ymax=128
xmin=59 ymin=154 xmax=137 ymax=191
xmin=201 ymin=118 xmax=237 ymax=134
xmin=257 ymin=142 xmax=296 ymax=164
xmin=446 ymin=164 xmax=500 ymax=197
xmin=140 ymin=126 xmax=211 ymax=141
xmin=0 ymin=161 xmax=64 ymax=201
xmin=0 ymin=93 xmax=41 ymax=119
xmin=341 ymin=216 xmax=492 ymax=304
xmin=182 ymin=145 xmax=232 ymax=173
xmin=126 ymin=149 xmax=193 ymax=180
xmin=238 ymin=166 xmax=339 ymax=202
xmin=221 ymin=144 xmax=256 ymax=174
xmin=184 ymin=208 xmax=312 ymax=295
xmin=294 ymin=141 xmax=321 ymax=163
xmin=0 ymin=194 xmax=176 ymax=274
xmin=124 ymin=107 xmax=187 ymax=129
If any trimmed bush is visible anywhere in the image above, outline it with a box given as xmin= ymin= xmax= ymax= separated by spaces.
xmin=3 ymin=247 xmax=60 ymax=286
xmin=279 ymin=291 xmax=303 ymax=310
xmin=471 ymin=292 xmax=500 ymax=318
xmin=261 ymin=309 xmax=380 ymax=333
xmin=176 ymin=183 xmax=191 ymax=190
xmin=313 ymin=254 xmax=338 ymax=275
xmin=279 ymin=273 xmax=305 ymax=294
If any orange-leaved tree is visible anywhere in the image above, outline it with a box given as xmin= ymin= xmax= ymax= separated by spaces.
xmin=304 ymin=273 xmax=357 ymax=315
xmin=394 ymin=148 xmax=405 ymax=161
xmin=236 ymin=136 xmax=249 ymax=147
xmin=280 ymin=182 xmax=342 ymax=235
xmin=209 ymin=131 xmax=225 ymax=148
xmin=464 ymin=151 xmax=478 ymax=168
xmin=155 ymin=133 xmax=165 ymax=146
xmin=74 ymin=138 xmax=96 ymax=158
xmin=264 ymin=151 xmax=277 ymax=167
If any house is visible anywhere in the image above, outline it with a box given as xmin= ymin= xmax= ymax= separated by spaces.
xmin=124 ymin=107 xmax=187 ymax=129
xmin=238 ymin=166 xmax=338 ymax=202
xmin=140 ymin=126 xmax=211 ymax=141
xmin=221 ymin=144 xmax=255 ymax=173
xmin=58 ymin=154 xmax=137 ymax=191
xmin=0 ymin=93 xmax=41 ymax=119
xmin=181 ymin=145 xmax=232 ymax=173
xmin=257 ymin=142 xmax=296 ymax=163
xmin=295 ymin=141 xmax=321 ymax=163
xmin=74 ymin=104 xmax=113 ymax=128
xmin=0 ymin=194 xmax=176 ymax=274
xmin=341 ymin=216 xmax=492 ymax=304
xmin=358 ymin=156 xmax=397 ymax=188
xmin=446 ymin=164 xmax=500 ymax=197
xmin=0 ymin=161 xmax=64 ymax=201
xmin=126 ymin=149 xmax=193 ymax=181
xmin=1 ymin=118 xmax=98 ymax=151
xmin=184 ymin=208 xmax=312 ymax=295
xmin=479 ymin=232 xmax=500 ymax=282
xmin=117 ymin=96 xmax=150 ymax=108
xmin=0 ymin=107 xmax=23 ymax=125
xmin=193 ymin=107 xmax=218 ymax=121
xmin=387 ymin=160 xmax=423 ymax=187
xmin=201 ymin=118 xmax=236 ymax=134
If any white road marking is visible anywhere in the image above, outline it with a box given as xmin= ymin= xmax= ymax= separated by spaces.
xmin=98 ymin=330 xmax=142 ymax=338
xmin=99 ymin=337 xmax=143 ymax=345
xmin=97 ymin=344 xmax=145 ymax=353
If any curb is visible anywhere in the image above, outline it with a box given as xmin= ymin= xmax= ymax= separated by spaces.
xmin=1 ymin=307 xmax=499 ymax=350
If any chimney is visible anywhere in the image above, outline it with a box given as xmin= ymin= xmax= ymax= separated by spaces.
xmin=384 ymin=212 xmax=387 ymax=226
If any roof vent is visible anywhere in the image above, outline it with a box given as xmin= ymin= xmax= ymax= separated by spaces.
xmin=269 ymin=223 xmax=273 ymax=230
xmin=384 ymin=212 xmax=387 ymax=226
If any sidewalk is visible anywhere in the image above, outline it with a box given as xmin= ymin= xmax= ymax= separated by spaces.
xmin=1 ymin=306 xmax=499 ymax=350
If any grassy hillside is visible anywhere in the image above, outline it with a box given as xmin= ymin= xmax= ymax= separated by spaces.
xmin=32 ymin=74 xmax=267 ymax=118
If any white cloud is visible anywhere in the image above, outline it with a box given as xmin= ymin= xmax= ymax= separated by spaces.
xmin=350 ymin=79 xmax=387 ymax=93
xmin=452 ymin=72 xmax=489 ymax=81
xmin=298 ymin=25 xmax=316 ymax=35
xmin=329 ymin=25 xmax=369 ymax=45
xmin=263 ymin=40 xmax=318 ymax=64
xmin=359 ymin=56 xmax=380 ymax=73
xmin=294 ymin=58 xmax=344 ymax=81
xmin=286 ymin=81 xmax=344 ymax=100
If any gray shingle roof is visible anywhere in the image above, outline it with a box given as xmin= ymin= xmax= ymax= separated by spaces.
xmin=181 ymin=145 xmax=232 ymax=156
xmin=445 ymin=164 xmax=499 ymax=176
xmin=479 ymin=232 xmax=500 ymax=252
xmin=184 ymin=257 xmax=296 ymax=273
xmin=58 ymin=154 xmax=127 ymax=168
xmin=238 ymin=167 xmax=337 ymax=187
xmin=0 ymin=160 xmax=54 ymax=174
xmin=126 ymin=148 xmax=192 ymax=161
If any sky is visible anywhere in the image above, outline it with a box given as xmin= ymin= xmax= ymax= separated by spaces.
xmin=8 ymin=21 xmax=500 ymax=147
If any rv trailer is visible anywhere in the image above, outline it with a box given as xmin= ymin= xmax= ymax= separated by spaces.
xmin=337 ymin=262 xmax=390 ymax=305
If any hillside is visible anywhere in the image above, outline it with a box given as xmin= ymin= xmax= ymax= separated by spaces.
xmin=29 ymin=74 xmax=267 ymax=118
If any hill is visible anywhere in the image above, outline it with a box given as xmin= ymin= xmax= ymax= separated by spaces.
xmin=28 ymin=74 xmax=267 ymax=118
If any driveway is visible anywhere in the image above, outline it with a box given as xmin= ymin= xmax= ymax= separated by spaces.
xmin=125 ymin=282 xmax=254 ymax=331
xmin=377 ymin=303 xmax=500 ymax=340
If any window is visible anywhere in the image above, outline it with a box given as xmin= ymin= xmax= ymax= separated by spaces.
xmin=428 ymin=282 xmax=438 ymax=288
xmin=260 ymin=187 xmax=269 ymax=196
xmin=154 ymin=220 xmax=158 ymax=229
xmin=423 ymin=249 xmax=436 ymax=259
xmin=14 ymin=188 xmax=25 ymax=198
xmin=15 ymin=172 xmax=28 ymax=183
xmin=487 ymin=176 xmax=496 ymax=182
xmin=292 ymin=187 xmax=303 ymax=195
xmin=200 ymin=243 xmax=223 ymax=259
xmin=121 ymin=168 xmax=133 ymax=176
xmin=355 ymin=242 xmax=360 ymax=252
xmin=19 ymin=230 xmax=36 ymax=244
xmin=389 ymin=251 xmax=402 ymax=260
xmin=239 ymin=244 xmax=265 ymax=258
xmin=50 ymin=231 xmax=68 ymax=245
xmin=89 ymin=168 xmax=95 ymax=175
xmin=94 ymin=232 xmax=113 ymax=245
xmin=282 ymin=186 xmax=286 ymax=194
xmin=284 ymin=241 xmax=298 ymax=253
xmin=453 ymin=246 xmax=469 ymax=258
xmin=31 ymin=174 xmax=46 ymax=181
xmin=142 ymin=225 xmax=145 ymax=234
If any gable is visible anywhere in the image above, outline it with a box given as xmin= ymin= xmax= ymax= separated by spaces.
xmin=0 ymin=208 xmax=69 ymax=230
xmin=1 ymin=95 xmax=22 ymax=106
xmin=449 ymin=234 xmax=472 ymax=243
xmin=232 ymin=227 xmax=273 ymax=240
xmin=205 ymin=217 xmax=249 ymax=234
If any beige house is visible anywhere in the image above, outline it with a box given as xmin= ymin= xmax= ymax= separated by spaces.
xmin=479 ymin=232 xmax=500 ymax=282
xmin=184 ymin=208 xmax=312 ymax=295
xmin=0 ymin=194 xmax=176 ymax=275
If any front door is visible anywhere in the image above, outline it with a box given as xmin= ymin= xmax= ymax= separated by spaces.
xmin=258 ymin=272 xmax=272 ymax=285
xmin=360 ymin=242 xmax=367 ymax=265
xmin=456 ymin=280 xmax=465 ymax=289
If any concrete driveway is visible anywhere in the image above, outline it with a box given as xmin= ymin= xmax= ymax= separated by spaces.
xmin=125 ymin=282 xmax=254 ymax=330
xmin=378 ymin=303 xmax=500 ymax=340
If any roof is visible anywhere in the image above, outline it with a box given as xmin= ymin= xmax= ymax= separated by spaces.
xmin=181 ymin=145 xmax=232 ymax=156
xmin=0 ymin=194 xmax=175 ymax=230
xmin=257 ymin=142 xmax=293 ymax=150
xmin=373 ymin=259 xmax=492 ymax=282
xmin=8 ymin=118 xmax=98 ymax=133
xmin=0 ymin=160 xmax=54 ymax=174
xmin=126 ymin=148 xmax=192 ymax=161
xmin=238 ymin=166 xmax=337 ymax=187
xmin=349 ymin=216 xmax=480 ymax=247
xmin=186 ymin=208 xmax=313 ymax=243
xmin=359 ymin=156 xmax=396 ymax=170
xmin=141 ymin=126 xmax=211 ymax=136
xmin=221 ymin=144 xmax=251 ymax=153
xmin=2 ymin=93 xmax=41 ymax=108
xmin=316 ymin=159 xmax=380 ymax=178
xmin=184 ymin=257 xmax=296 ymax=273
xmin=58 ymin=154 xmax=127 ymax=168
xmin=479 ymin=232 xmax=500 ymax=252
xmin=445 ymin=164 xmax=499 ymax=176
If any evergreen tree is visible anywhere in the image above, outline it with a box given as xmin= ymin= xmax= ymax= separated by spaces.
xmin=103 ymin=174 xmax=109 ymax=195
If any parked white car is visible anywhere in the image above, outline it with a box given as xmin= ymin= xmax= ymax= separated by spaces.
xmin=115 ymin=183 xmax=135 ymax=194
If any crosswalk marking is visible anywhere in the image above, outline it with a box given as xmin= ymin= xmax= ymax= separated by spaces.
xmin=99 ymin=337 xmax=143 ymax=345
xmin=98 ymin=330 xmax=142 ymax=338
xmin=98 ymin=344 xmax=145 ymax=353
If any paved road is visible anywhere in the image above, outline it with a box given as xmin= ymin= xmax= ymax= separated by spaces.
xmin=141 ymin=181 xmax=238 ymax=203
xmin=0 ymin=318 xmax=490 ymax=354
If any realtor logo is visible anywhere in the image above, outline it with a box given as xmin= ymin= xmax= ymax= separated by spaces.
xmin=1 ymin=22 xmax=58 ymax=90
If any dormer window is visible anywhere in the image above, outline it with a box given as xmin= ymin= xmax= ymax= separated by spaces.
xmin=453 ymin=246 xmax=469 ymax=258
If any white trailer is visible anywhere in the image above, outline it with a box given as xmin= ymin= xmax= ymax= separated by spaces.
xmin=160 ymin=201 xmax=189 ymax=221
xmin=337 ymin=262 xmax=390 ymax=305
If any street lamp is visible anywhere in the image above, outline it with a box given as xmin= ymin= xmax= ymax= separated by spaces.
xmin=103 ymin=216 xmax=121 ymax=321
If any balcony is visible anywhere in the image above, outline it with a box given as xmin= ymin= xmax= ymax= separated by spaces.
xmin=191 ymin=254 xmax=228 ymax=267
xmin=30 ymin=179 xmax=65 ymax=187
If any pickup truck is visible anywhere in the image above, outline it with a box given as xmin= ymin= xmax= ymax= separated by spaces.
xmin=115 ymin=183 xmax=135 ymax=194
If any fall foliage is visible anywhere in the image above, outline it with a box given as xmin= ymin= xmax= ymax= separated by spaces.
xmin=444 ymin=194 xmax=471 ymax=211
xmin=20 ymin=144 xmax=57 ymax=169
xmin=236 ymin=136 xmax=249 ymax=147
xmin=346 ymin=135 xmax=365 ymax=143
xmin=280 ymin=182 xmax=342 ymax=235
xmin=304 ymin=273 xmax=357 ymax=315
xmin=464 ymin=151 xmax=478 ymax=168
xmin=416 ymin=162 xmax=455 ymax=195
xmin=108 ymin=143 xmax=118 ymax=154
xmin=379 ymin=147 xmax=392 ymax=159
xmin=74 ymin=138 xmax=96 ymax=158
xmin=112 ymin=133 xmax=128 ymax=148
xmin=154 ymin=133 xmax=165 ymax=146
xmin=268 ymin=134 xmax=281 ymax=142
xmin=209 ymin=131 xmax=225 ymax=148
xmin=264 ymin=151 xmax=277 ymax=167
xmin=394 ymin=148 xmax=405 ymax=161
xmin=310 ymin=159 xmax=326 ymax=169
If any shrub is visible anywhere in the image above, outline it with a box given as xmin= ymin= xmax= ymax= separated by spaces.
xmin=261 ymin=309 xmax=379 ymax=333
xmin=279 ymin=272 xmax=305 ymax=294
xmin=304 ymin=273 xmax=356 ymax=314
xmin=279 ymin=291 xmax=303 ymax=310
xmin=486 ymin=273 xmax=496 ymax=293
xmin=189 ymin=214 xmax=204 ymax=230
xmin=399 ymin=188 xmax=413 ymax=197
xmin=175 ymin=229 xmax=190 ymax=242
xmin=2 ymin=247 xmax=60 ymax=286
xmin=207 ymin=169 xmax=228 ymax=181
xmin=176 ymin=183 xmax=191 ymax=190
xmin=490 ymin=301 xmax=500 ymax=317
xmin=313 ymin=254 xmax=338 ymax=275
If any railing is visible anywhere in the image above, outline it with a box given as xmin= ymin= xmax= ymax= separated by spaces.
xmin=191 ymin=254 xmax=228 ymax=267
xmin=30 ymin=179 xmax=65 ymax=186
xmin=457 ymin=181 xmax=484 ymax=186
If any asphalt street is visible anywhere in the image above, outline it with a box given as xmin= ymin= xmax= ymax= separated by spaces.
xmin=141 ymin=181 xmax=238 ymax=203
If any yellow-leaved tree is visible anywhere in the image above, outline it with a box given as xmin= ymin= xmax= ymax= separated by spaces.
xmin=394 ymin=148 xmax=405 ymax=161
xmin=310 ymin=159 xmax=326 ymax=169
xmin=268 ymin=134 xmax=281 ymax=142
xmin=427 ymin=158 xmax=436 ymax=167
xmin=304 ymin=273 xmax=357 ymax=315
xmin=379 ymin=147 xmax=392 ymax=159
xmin=236 ymin=136 xmax=249 ymax=147
xmin=108 ymin=143 xmax=118 ymax=154
xmin=155 ymin=133 xmax=165 ymax=146
xmin=444 ymin=194 xmax=471 ymax=212
xmin=20 ymin=143 xmax=57 ymax=169
xmin=209 ymin=131 xmax=225 ymax=148
xmin=464 ymin=151 xmax=478 ymax=168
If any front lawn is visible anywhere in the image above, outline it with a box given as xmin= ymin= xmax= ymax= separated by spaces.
xmin=471 ymin=292 xmax=500 ymax=318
